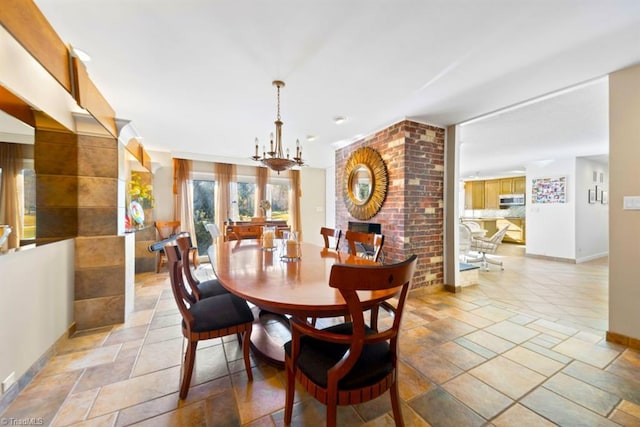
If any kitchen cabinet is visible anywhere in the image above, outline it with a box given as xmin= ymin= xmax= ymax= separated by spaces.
xmin=498 ymin=176 xmax=526 ymax=195
xmin=465 ymin=181 xmax=485 ymax=209
xmin=513 ymin=176 xmax=526 ymax=194
xmin=497 ymin=218 xmax=525 ymax=244
xmin=465 ymin=176 xmax=525 ymax=210
xmin=485 ymin=180 xmax=500 ymax=209
xmin=500 ymin=178 xmax=513 ymax=194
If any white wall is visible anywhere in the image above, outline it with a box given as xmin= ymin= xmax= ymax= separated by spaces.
xmin=300 ymin=167 xmax=326 ymax=246
xmin=325 ymin=165 xmax=336 ymax=230
xmin=0 ymin=240 xmax=74 ymax=395
xmin=153 ymin=165 xmax=175 ymax=222
xmin=575 ymin=157 xmax=609 ymax=262
xmin=526 ymin=158 xmax=576 ymax=260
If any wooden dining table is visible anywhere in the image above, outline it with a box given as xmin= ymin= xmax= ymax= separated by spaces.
xmin=207 ymin=239 xmax=398 ymax=366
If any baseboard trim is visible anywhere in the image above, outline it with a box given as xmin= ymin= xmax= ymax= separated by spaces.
xmin=0 ymin=322 xmax=76 ymax=414
xmin=525 ymin=253 xmax=576 ymax=264
xmin=606 ymin=331 xmax=640 ymax=350
xmin=575 ymin=253 xmax=608 ymax=264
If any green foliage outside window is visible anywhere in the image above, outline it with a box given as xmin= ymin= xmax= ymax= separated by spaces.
xmin=192 ymin=180 xmax=215 ymax=255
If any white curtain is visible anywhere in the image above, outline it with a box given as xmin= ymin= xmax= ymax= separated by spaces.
xmin=214 ymin=163 xmax=236 ymax=236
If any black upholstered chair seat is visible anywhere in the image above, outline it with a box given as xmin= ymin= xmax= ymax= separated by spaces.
xmin=187 ymin=293 xmax=254 ymax=332
xmin=284 ymin=323 xmax=392 ymax=389
xmin=197 ymin=278 xmax=229 ymax=299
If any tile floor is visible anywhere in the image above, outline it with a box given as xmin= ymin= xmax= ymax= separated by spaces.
xmin=2 ymin=244 xmax=640 ymax=426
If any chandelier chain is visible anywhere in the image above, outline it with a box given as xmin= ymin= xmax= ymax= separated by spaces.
xmin=276 ymin=84 xmax=281 ymax=121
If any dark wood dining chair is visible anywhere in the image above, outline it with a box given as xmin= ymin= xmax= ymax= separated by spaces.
xmin=175 ymin=234 xmax=229 ymax=302
xmin=345 ymin=230 xmax=384 ymax=262
xmin=284 ymin=254 xmax=418 ymax=427
xmin=320 ymin=227 xmax=342 ymax=251
xmin=154 ymin=220 xmax=181 ymax=272
xmin=165 ymin=244 xmax=254 ymax=399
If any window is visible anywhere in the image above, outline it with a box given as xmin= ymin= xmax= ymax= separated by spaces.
xmin=188 ymin=168 xmax=291 ymax=254
xmin=192 ymin=179 xmax=215 ymax=255
xmin=267 ymin=180 xmax=290 ymax=221
xmin=234 ymin=181 xmax=256 ymax=221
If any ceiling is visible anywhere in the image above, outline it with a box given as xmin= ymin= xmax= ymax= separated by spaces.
xmin=7 ymin=1 xmax=640 ymax=172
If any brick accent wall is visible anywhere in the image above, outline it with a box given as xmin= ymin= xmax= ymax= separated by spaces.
xmin=335 ymin=120 xmax=445 ymax=290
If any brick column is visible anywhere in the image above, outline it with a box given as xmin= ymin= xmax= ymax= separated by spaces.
xmin=335 ymin=120 xmax=445 ymax=290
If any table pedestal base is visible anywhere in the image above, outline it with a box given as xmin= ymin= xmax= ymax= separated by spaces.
xmin=248 ymin=306 xmax=290 ymax=367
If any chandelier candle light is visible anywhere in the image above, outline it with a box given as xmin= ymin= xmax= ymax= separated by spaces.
xmin=252 ymin=80 xmax=305 ymax=173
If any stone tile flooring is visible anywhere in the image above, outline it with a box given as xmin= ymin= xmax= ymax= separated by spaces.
xmin=2 ymin=244 xmax=640 ymax=426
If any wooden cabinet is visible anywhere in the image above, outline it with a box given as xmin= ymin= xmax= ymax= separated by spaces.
xmin=485 ymin=180 xmax=500 ymax=209
xmin=497 ymin=218 xmax=526 ymax=244
xmin=498 ymin=176 xmax=525 ymax=195
xmin=464 ymin=182 xmax=472 ymax=209
xmin=472 ymin=181 xmax=485 ymax=209
xmin=465 ymin=181 xmax=485 ymax=209
xmin=513 ymin=176 xmax=526 ymax=194
xmin=464 ymin=176 xmax=525 ymax=210
xmin=225 ymin=220 xmax=289 ymax=241
xmin=500 ymin=178 xmax=513 ymax=194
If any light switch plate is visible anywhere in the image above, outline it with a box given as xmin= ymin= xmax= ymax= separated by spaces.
xmin=623 ymin=196 xmax=640 ymax=210
xmin=2 ymin=372 xmax=16 ymax=393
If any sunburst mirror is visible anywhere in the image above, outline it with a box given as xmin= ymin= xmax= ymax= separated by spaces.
xmin=343 ymin=147 xmax=388 ymax=220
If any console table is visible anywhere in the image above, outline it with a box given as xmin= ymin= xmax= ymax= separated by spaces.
xmin=224 ymin=220 xmax=290 ymax=241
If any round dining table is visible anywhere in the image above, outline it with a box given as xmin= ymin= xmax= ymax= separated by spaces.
xmin=207 ymin=239 xmax=397 ymax=366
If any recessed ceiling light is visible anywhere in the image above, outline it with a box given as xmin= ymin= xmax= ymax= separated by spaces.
xmin=306 ymin=135 xmax=317 ymax=142
xmin=334 ymin=116 xmax=347 ymax=125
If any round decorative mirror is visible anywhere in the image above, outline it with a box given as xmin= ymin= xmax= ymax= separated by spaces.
xmin=349 ymin=164 xmax=373 ymax=205
xmin=343 ymin=147 xmax=388 ymax=220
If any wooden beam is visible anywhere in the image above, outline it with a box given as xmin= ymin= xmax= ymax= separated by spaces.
xmin=0 ymin=85 xmax=35 ymax=127
xmin=0 ymin=0 xmax=72 ymax=93
xmin=72 ymin=57 xmax=118 ymax=137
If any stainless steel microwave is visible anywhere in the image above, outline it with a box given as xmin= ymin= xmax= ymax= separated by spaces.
xmin=499 ymin=194 xmax=525 ymax=208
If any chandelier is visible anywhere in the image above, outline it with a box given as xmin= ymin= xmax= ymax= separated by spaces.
xmin=252 ymin=80 xmax=304 ymax=173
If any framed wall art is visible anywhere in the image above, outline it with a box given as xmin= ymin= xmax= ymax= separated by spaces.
xmin=532 ymin=176 xmax=567 ymax=204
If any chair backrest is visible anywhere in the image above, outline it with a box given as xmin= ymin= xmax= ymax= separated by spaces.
xmin=462 ymin=221 xmax=482 ymax=232
xmin=471 ymin=225 xmax=509 ymax=254
xmin=155 ymin=220 xmax=181 ymax=240
xmin=175 ymin=234 xmax=201 ymax=301
xmin=320 ymin=227 xmax=342 ymax=250
xmin=489 ymin=225 xmax=510 ymax=244
xmin=205 ymin=223 xmax=222 ymax=241
xmin=345 ymin=230 xmax=384 ymax=262
xmin=459 ymin=223 xmax=472 ymax=255
xmin=164 ymin=243 xmax=196 ymax=328
xmin=329 ymin=254 xmax=418 ymax=348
